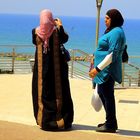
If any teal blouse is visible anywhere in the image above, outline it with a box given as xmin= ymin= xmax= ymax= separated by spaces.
xmin=94 ymin=27 xmax=126 ymax=84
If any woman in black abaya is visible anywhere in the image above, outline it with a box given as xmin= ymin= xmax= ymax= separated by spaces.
xmin=32 ymin=9 xmax=74 ymax=131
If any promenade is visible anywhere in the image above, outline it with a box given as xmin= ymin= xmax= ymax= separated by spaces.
xmin=0 ymin=74 xmax=140 ymax=140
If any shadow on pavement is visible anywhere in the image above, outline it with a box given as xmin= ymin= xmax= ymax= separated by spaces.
xmin=118 ymin=129 xmax=140 ymax=137
xmin=73 ymin=124 xmax=140 ymax=138
xmin=72 ymin=124 xmax=96 ymax=130
xmin=0 ymin=121 xmax=140 ymax=140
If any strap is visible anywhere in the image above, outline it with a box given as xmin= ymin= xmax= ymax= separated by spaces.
xmin=53 ymin=28 xmax=63 ymax=120
xmin=36 ymin=36 xmax=43 ymax=127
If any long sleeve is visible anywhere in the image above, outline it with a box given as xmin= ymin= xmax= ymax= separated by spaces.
xmin=89 ymin=52 xmax=113 ymax=79
xmin=58 ymin=26 xmax=69 ymax=44
xmin=32 ymin=28 xmax=37 ymax=45
xmin=97 ymin=52 xmax=113 ymax=70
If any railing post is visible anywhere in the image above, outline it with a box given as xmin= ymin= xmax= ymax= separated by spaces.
xmin=122 ymin=63 xmax=125 ymax=87
xmin=128 ymin=76 xmax=131 ymax=87
xmin=70 ymin=50 xmax=74 ymax=78
xmin=12 ymin=48 xmax=15 ymax=73
xmin=138 ymin=70 xmax=140 ymax=87
xmin=29 ymin=58 xmax=35 ymax=72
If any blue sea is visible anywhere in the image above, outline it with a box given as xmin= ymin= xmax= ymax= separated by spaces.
xmin=0 ymin=14 xmax=140 ymax=66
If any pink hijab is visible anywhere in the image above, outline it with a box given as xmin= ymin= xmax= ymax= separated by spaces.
xmin=36 ymin=9 xmax=55 ymax=53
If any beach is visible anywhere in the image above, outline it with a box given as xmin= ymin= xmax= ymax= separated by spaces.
xmin=0 ymin=74 xmax=140 ymax=140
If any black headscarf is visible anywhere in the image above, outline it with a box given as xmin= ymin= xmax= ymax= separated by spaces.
xmin=105 ymin=9 xmax=124 ymax=34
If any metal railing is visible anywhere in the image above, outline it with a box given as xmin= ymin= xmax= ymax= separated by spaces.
xmin=69 ymin=49 xmax=140 ymax=88
xmin=0 ymin=45 xmax=140 ymax=88
xmin=0 ymin=45 xmax=34 ymax=73
xmin=122 ymin=62 xmax=140 ymax=87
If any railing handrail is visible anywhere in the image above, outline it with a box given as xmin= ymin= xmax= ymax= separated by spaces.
xmin=127 ymin=62 xmax=140 ymax=70
xmin=0 ymin=45 xmax=33 ymax=47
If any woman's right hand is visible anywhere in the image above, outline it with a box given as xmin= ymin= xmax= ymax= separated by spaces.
xmin=54 ymin=18 xmax=62 ymax=29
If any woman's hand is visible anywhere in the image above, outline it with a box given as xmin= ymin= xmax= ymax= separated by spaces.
xmin=54 ymin=18 xmax=62 ymax=29
xmin=89 ymin=68 xmax=98 ymax=78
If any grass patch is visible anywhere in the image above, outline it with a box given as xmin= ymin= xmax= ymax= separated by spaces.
xmin=15 ymin=57 xmax=28 ymax=61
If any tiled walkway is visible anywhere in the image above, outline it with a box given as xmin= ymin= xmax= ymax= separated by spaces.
xmin=0 ymin=74 xmax=140 ymax=140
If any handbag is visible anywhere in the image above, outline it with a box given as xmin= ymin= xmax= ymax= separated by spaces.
xmin=122 ymin=44 xmax=129 ymax=63
xmin=91 ymin=84 xmax=102 ymax=112
xmin=60 ymin=44 xmax=71 ymax=62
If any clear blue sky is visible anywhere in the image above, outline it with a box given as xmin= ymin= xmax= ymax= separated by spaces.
xmin=0 ymin=0 xmax=140 ymax=19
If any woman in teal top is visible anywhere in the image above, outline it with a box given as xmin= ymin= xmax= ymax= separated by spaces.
xmin=89 ymin=9 xmax=126 ymax=133
xmin=94 ymin=26 xmax=126 ymax=84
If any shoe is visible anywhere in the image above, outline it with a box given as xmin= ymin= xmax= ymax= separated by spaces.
xmin=98 ymin=123 xmax=118 ymax=129
xmin=64 ymin=123 xmax=72 ymax=131
xmin=96 ymin=124 xmax=117 ymax=133
xmin=97 ymin=123 xmax=105 ymax=127
xmin=41 ymin=121 xmax=58 ymax=131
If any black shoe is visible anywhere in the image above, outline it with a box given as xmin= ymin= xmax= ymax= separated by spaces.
xmin=96 ymin=124 xmax=117 ymax=133
xmin=41 ymin=121 xmax=58 ymax=131
xmin=97 ymin=123 xmax=105 ymax=127
xmin=65 ymin=123 xmax=72 ymax=130
xmin=98 ymin=123 xmax=118 ymax=129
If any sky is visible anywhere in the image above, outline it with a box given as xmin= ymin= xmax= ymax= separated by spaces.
xmin=0 ymin=0 xmax=140 ymax=19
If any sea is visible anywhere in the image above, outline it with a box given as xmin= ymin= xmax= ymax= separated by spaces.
xmin=0 ymin=14 xmax=140 ymax=67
